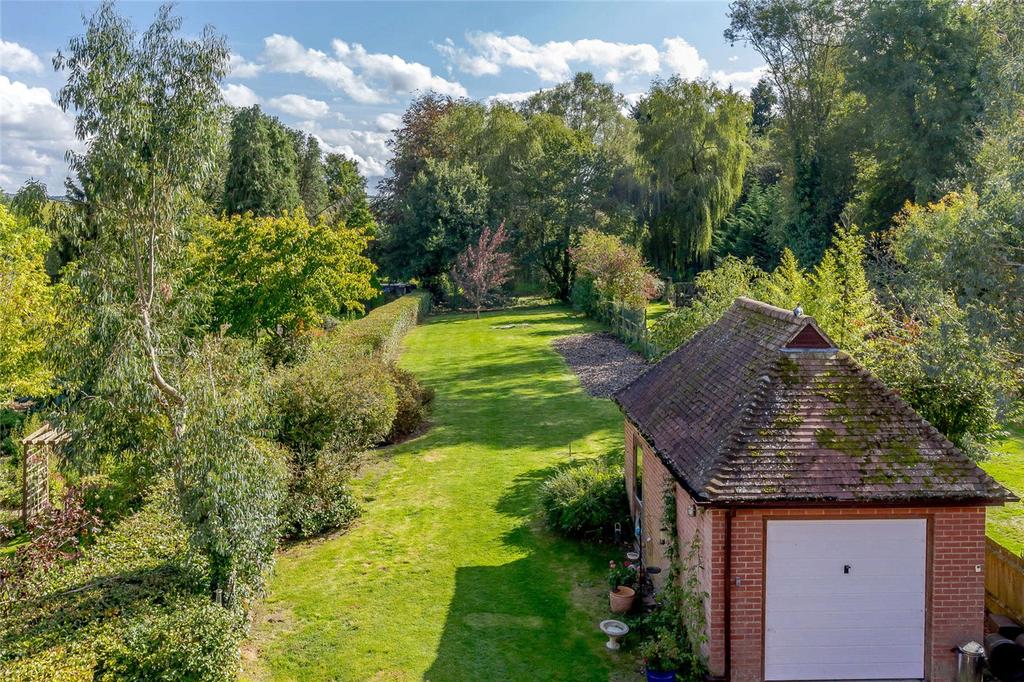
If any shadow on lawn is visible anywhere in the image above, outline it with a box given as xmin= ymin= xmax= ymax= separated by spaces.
xmin=416 ymin=305 xmax=627 ymax=679
xmin=424 ymin=461 xmax=621 ymax=681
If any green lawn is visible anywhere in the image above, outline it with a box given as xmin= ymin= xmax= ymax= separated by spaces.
xmin=245 ymin=306 xmax=639 ymax=681
xmin=982 ymin=426 xmax=1024 ymax=554
xmin=645 ymin=301 xmax=672 ymax=328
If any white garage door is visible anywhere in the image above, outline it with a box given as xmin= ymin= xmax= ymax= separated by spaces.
xmin=764 ymin=519 xmax=926 ymax=681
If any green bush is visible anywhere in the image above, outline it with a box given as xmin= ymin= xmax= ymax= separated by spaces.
xmin=387 ymin=366 xmax=434 ymax=443
xmin=274 ymin=356 xmax=398 ymax=453
xmin=570 ymin=277 xmax=602 ymax=316
xmin=317 ymin=291 xmax=431 ymax=362
xmin=539 ymin=461 xmax=630 ymax=540
xmin=282 ymin=450 xmax=360 ymax=539
xmin=94 ymin=597 xmax=241 ymax=682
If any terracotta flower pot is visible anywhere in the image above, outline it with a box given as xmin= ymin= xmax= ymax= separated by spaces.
xmin=608 ymin=586 xmax=635 ymax=614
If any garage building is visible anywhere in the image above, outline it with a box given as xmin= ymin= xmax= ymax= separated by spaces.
xmin=615 ymin=297 xmax=1014 ymax=682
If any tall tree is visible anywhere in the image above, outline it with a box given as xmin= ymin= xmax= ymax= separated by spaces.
xmin=53 ymin=2 xmax=280 ymax=604
xmin=844 ymin=0 xmax=989 ymax=228
xmin=725 ymin=0 xmax=856 ymax=263
xmin=222 ymin=105 xmax=301 ymax=216
xmin=382 ymin=158 xmax=489 ymax=289
xmin=749 ymin=77 xmax=777 ymax=134
xmin=294 ymin=132 xmax=327 ymax=217
xmin=322 ymin=152 xmax=376 ymax=233
xmin=504 ymin=113 xmax=611 ymax=299
xmin=375 ymin=93 xmax=460 ymax=226
xmin=523 ymin=72 xmax=641 ymax=239
xmin=635 ymin=77 xmax=751 ymax=275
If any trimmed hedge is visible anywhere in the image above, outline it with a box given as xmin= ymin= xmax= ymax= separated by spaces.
xmin=386 ymin=366 xmax=435 ymax=443
xmin=318 ymin=291 xmax=431 ymax=362
xmin=281 ymin=450 xmax=361 ymax=539
xmin=274 ymin=356 xmax=399 ymax=454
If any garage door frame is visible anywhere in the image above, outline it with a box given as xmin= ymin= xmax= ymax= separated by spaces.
xmin=759 ymin=515 xmax=932 ymax=682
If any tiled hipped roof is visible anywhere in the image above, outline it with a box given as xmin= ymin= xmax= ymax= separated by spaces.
xmin=614 ymin=298 xmax=1013 ymax=505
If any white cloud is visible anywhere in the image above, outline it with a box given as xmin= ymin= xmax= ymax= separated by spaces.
xmin=262 ymin=34 xmax=466 ymax=104
xmin=221 ymin=83 xmax=261 ymax=108
xmin=483 ymin=90 xmax=539 ymax=106
xmin=333 ymin=39 xmax=467 ymax=98
xmin=441 ymin=32 xmax=661 ymax=84
xmin=0 ymin=75 xmax=79 ymax=191
xmin=298 ymin=121 xmax=390 ymax=178
xmin=228 ymin=53 xmax=262 ymax=78
xmin=0 ymin=41 xmax=44 ymax=74
xmin=728 ymin=55 xmax=740 ymax=63
xmin=435 ymin=38 xmax=501 ymax=77
xmin=374 ymin=112 xmax=402 ymax=132
xmin=620 ymin=91 xmax=645 ymax=115
xmin=661 ymin=38 xmax=707 ymax=80
xmin=268 ymin=93 xmax=330 ymax=119
xmin=712 ymin=65 xmax=769 ymax=93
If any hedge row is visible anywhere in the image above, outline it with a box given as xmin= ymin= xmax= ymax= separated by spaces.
xmin=319 ymin=291 xmax=432 ymax=362
xmin=273 ymin=291 xmax=434 ymax=539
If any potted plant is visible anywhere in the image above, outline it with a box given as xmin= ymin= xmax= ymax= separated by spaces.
xmin=607 ymin=560 xmax=637 ymax=614
xmin=639 ymin=629 xmax=685 ymax=682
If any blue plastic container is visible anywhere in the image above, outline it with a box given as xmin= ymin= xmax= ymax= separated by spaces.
xmin=645 ymin=671 xmax=676 ymax=682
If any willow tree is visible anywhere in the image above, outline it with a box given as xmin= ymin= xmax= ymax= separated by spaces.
xmin=635 ymin=77 xmax=751 ymax=276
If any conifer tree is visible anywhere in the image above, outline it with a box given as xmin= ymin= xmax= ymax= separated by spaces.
xmin=295 ymin=133 xmax=327 ymax=217
xmin=222 ymin=106 xmax=301 ymax=216
xmin=807 ymin=226 xmax=877 ymax=350
xmin=762 ymin=248 xmax=806 ymax=312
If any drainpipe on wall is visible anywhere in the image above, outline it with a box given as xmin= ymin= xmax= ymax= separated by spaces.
xmin=723 ymin=508 xmax=734 ymax=682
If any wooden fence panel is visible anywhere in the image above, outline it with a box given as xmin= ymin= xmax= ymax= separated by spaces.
xmin=986 ymin=537 xmax=1024 ymax=623
xmin=594 ymin=300 xmax=662 ymax=359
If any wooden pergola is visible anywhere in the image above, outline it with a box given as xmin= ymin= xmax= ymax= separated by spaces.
xmin=20 ymin=423 xmax=68 ymax=521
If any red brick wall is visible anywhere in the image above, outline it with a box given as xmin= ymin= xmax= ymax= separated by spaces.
xmin=626 ymin=421 xmax=724 ymax=673
xmin=623 ymin=420 xmax=986 ymax=681
xmin=726 ymin=506 xmax=986 ymax=682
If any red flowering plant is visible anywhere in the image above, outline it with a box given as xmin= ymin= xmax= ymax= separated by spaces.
xmin=607 ymin=559 xmax=638 ymax=591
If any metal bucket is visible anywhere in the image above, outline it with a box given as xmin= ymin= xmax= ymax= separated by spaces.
xmin=956 ymin=641 xmax=984 ymax=682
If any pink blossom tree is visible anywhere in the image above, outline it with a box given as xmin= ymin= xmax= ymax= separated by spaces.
xmin=450 ymin=221 xmax=513 ymax=317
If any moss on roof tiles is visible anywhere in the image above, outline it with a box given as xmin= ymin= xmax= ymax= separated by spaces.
xmin=613 ymin=298 xmax=1014 ymax=505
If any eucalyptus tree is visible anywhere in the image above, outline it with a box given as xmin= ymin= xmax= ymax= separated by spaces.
xmin=53 ymin=1 xmax=282 ymax=606
xmin=635 ymin=78 xmax=751 ymax=276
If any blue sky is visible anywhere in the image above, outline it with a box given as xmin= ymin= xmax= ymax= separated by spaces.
xmin=0 ymin=1 xmax=765 ymax=193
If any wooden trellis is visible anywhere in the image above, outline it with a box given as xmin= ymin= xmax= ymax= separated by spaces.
xmin=20 ymin=424 xmax=68 ymax=522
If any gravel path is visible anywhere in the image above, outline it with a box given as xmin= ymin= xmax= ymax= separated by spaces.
xmin=552 ymin=332 xmax=649 ymax=398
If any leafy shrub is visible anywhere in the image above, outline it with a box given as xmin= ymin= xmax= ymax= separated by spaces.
xmin=94 ymin=597 xmax=242 ymax=682
xmin=274 ymin=355 xmax=398 ymax=453
xmin=317 ymin=291 xmax=431 ymax=363
xmin=282 ymin=450 xmax=360 ymax=539
xmin=539 ymin=461 xmax=630 ymax=539
xmin=387 ymin=366 xmax=434 ymax=443
xmin=569 ymin=230 xmax=660 ymax=308
xmin=570 ymin=277 xmax=601 ymax=316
